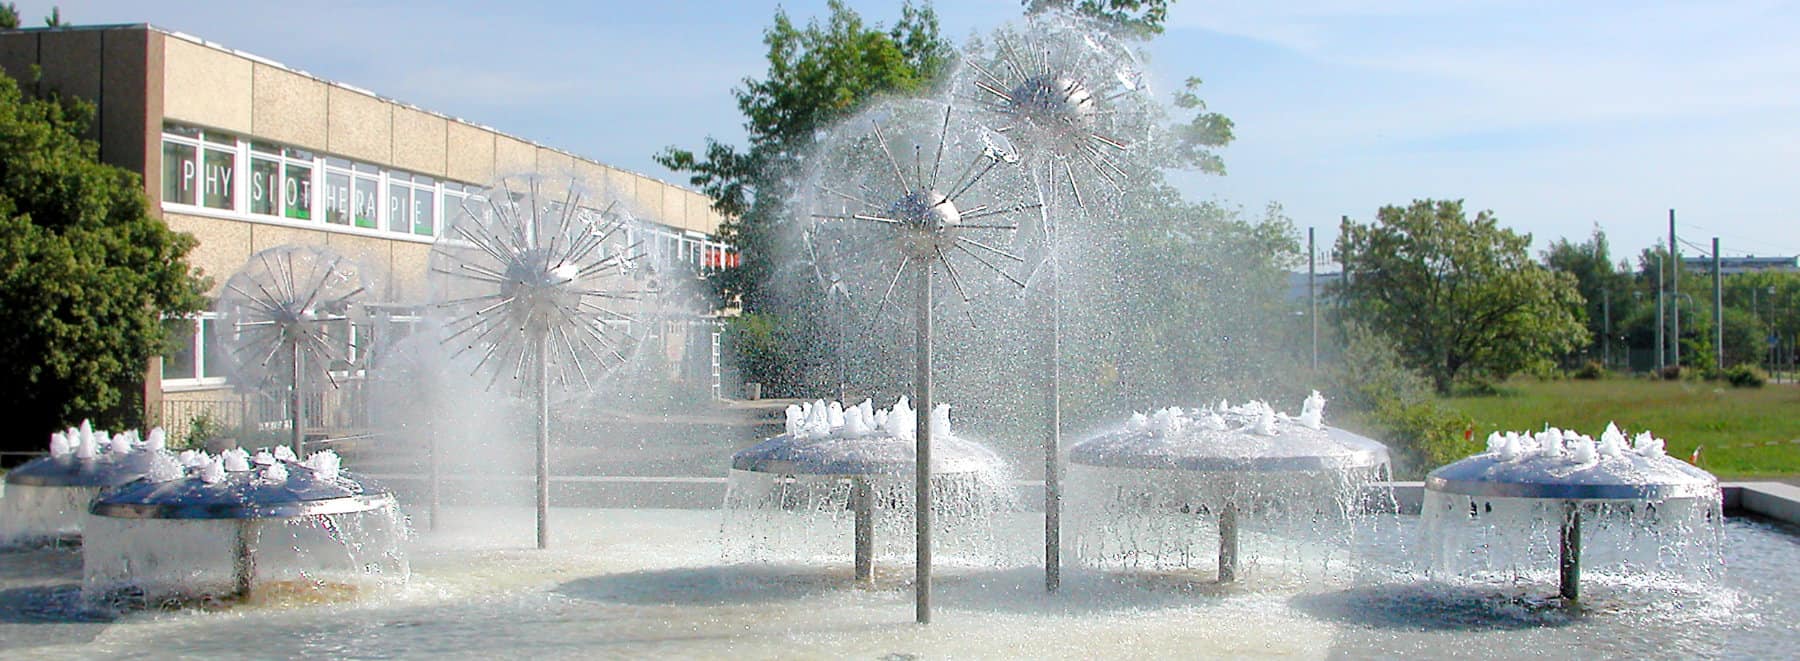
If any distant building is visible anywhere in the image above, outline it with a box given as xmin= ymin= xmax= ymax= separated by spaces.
xmin=1285 ymin=271 xmax=1344 ymax=303
xmin=0 ymin=24 xmax=736 ymax=436
xmin=1679 ymin=256 xmax=1798 ymax=275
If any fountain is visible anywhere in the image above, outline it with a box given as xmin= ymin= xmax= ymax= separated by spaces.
xmin=1066 ymin=393 xmax=1391 ymax=582
xmin=724 ymin=398 xmax=1013 ymax=583
xmin=797 ymin=97 xmax=1040 ymax=621
xmin=0 ymin=423 xmax=168 ymax=546
xmin=1424 ymin=424 xmax=1722 ymax=603
xmin=214 ymin=245 xmax=373 ymax=457
xmin=428 ymin=172 xmax=650 ymax=549
xmin=953 ymin=9 xmax=1159 ymax=591
xmin=82 ymin=447 xmax=407 ymax=605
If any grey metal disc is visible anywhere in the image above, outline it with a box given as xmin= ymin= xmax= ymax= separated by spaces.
xmin=732 ymin=432 xmax=1005 ymax=477
xmin=1067 ymin=425 xmax=1389 ymax=473
xmin=89 ymin=466 xmax=395 ymax=520
xmin=1425 ymin=451 xmax=1718 ymax=501
xmin=4 ymin=452 xmax=167 ymax=488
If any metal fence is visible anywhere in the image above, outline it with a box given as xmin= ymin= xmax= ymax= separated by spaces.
xmin=157 ymin=379 xmax=371 ymax=447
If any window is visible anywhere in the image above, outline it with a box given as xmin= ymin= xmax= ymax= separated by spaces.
xmin=161 ymin=128 xmax=200 ymax=206
xmin=282 ymin=147 xmax=314 ymax=220
xmin=322 ymin=158 xmax=381 ymax=228
xmin=154 ymin=123 xmax=722 ymax=253
xmin=410 ymin=175 xmax=436 ymax=236
xmin=201 ymin=132 xmax=237 ymax=210
xmin=161 ymin=313 xmax=228 ymax=384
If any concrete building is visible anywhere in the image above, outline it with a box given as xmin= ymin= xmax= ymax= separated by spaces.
xmin=1680 ymin=255 xmax=1799 ymax=275
xmin=0 ymin=24 xmax=734 ymax=438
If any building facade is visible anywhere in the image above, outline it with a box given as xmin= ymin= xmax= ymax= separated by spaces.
xmin=0 ymin=24 xmax=733 ymax=438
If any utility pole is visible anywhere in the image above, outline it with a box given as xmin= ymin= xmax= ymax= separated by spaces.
xmin=1309 ymin=226 xmax=1318 ymax=372
xmin=1670 ymin=209 xmax=1680 ymax=369
xmin=1656 ymin=254 xmax=1665 ymax=373
xmin=1713 ymin=237 xmax=1723 ymax=369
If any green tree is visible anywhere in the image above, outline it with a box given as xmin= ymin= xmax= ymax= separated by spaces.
xmin=1024 ymin=0 xmax=1171 ymax=34
xmin=1335 ymin=199 xmax=1587 ymax=394
xmin=0 ymin=71 xmax=207 ymax=457
xmin=1541 ymin=226 xmax=1632 ymax=366
xmin=1 ymin=3 xmax=20 ymax=29
xmin=42 ymin=6 xmax=61 ymax=27
xmin=656 ymin=0 xmax=950 ymax=314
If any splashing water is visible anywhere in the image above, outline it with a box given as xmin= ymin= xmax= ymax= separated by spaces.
xmin=1066 ymin=393 xmax=1394 ymax=580
xmin=724 ymin=398 xmax=1015 ymax=569
xmin=1423 ymin=423 xmax=1724 ymax=592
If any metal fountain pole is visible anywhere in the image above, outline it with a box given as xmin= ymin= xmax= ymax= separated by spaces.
xmin=915 ymin=259 xmax=934 ymax=624
xmin=1045 ymin=210 xmax=1063 ymax=594
xmin=290 ymin=339 xmax=304 ymax=457
xmin=536 ymin=328 xmax=551 ymax=550
xmin=1560 ymin=501 xmax=1582 ymax=603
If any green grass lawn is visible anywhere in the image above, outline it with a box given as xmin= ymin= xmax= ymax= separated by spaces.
xmin=1440 ymin=379 xmax=1800 ymax=478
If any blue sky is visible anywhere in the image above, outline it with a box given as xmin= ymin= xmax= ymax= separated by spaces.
xmin=20 ymin=1 xmax=1800 ymax=263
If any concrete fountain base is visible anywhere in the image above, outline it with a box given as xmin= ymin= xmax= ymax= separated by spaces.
xmin=1 ymin=506 xmax=1795 ymax=658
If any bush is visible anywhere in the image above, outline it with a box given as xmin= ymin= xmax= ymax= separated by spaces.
xmin=1322 ymin=323 xmax=1477 ymax=478
xmin=1658 ymin=364 xmax=1683 ymax=381
xmin=1573 ymin=360 xmax=1605 ymax=380
xmin=183 ymin=411 xmax=224 ymax=449
xmin=1725 ymin=364 xmax=1768 ymax=388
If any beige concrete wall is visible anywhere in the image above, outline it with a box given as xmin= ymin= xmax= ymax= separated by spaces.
xmin=248 ymin=223 xmax=330 ymax=254
xmin=162 ymin=36 xmax=252 ymax=134
xmin=324 ymin=232 xmax=397 ymax=299
xmin=326 ymin=86 xmax=392 ymax=164
xmin=252 ymin=63 xmax=327 ymax=151
xmin=630 ymin=173 xmax=664 ymax=220
xmin=389 ymin=242 xmax=432 ymax=304
xmin=536 ymin=147 xmax=576 ymax=178
xmin=494 ymin=134 xmax=535 ymax=175
xmin=392 ymin=106 xmax=447 ymax=177
xmin=445 ymin=121 xmax=494 ymax=185
xmin=162 ymin=212 xmax=252 ymax=295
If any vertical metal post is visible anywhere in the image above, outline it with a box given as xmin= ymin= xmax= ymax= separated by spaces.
xmin=536 ymin=331 xmax=551 ymax=550
xmin=1714 ymin=238 xmax=1723 ymax=369
xmin=290 ymin=341 xmax=304 ymax=457
xmin=1656 ymin=255 xmax=1665 ymax=373
xmin=1559 ymin=502 xmax=1582 ymax=603
xmin=1671 ymin=209 xmax=1680 ymax=369
xmin=1045 ymin=258 xmax=1062 ymax=593
xmin=853 ymin=477 xmax=874 ymax=584
xmin=1218 ymin=503 xmax=1240 ymax=583
xmin=234 ymin=519 xmax=259 ymax=599
xmin=1308 ymin=226 xmax=1318 ymax=372
xmin=914 ymin=263 xmax=933 ymax=625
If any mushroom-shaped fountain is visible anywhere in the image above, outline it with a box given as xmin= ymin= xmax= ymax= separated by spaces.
xmin=724 ymin=398 xmax=1012 ymax=585
xmin=1 ymin=423 xmax=170 ymax=546
xmin=83 ymin=448 xmax=406 ymax=604
xmin=1066 ymin=393 xmax=1390 ymax=582
xmin=1423 ymin=424 xmax=1721 ymax=604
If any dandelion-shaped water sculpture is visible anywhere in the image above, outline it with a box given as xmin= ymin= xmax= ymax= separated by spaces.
xmin=0 ymin=423 xmax=170 ymax=546
xmin=725 ymin=398 xmax=1011 ymax=585
xmin=85 ymin=447 xmax=407 ymax=604
xmin=429 ymin=173 xmax=646 ymax=549
xmin=215 ymin=245 xmax=372 ymax=457
xmin=955 ymin=10 xmax=1157 ymax=590
xmin=1066 ymin=393 xmax=1391 ymax=583
xmin=955 ymin=10 xmax=1154 ymax=213
xmin=800 ymin=98 xmax=1039 ymax=623
xmin=1424 ymin=424 xmax=1721 ymax=605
